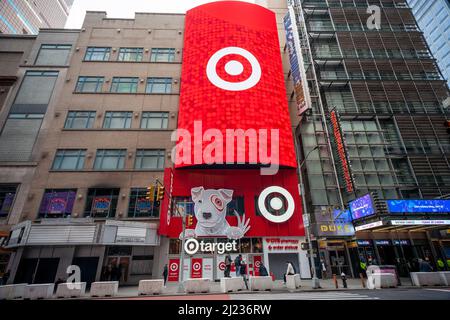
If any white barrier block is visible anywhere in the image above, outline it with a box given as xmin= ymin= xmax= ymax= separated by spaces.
xmin=220 ymin=277 xmax=245 ymax=293
xmin=138 ymin=279 xmax=164 ymax=295
xmin=56 ymin=282 xmax=86 ymax=298
xmin=90 ymin=281 xmax=118 ymax=297
xmin=286 ymin=274 xmax=301 ymax=290
xmin=0 ymin=284 xmax=27 ymax=300
xmin=249 ymin=276 xmax=273 ymax=291
xmin=366 ymin=273 xmax=397 ymax=289
xmin=24 ymin=284 xmax=55 ymax=299
xmin=184 ymin=278 xmax=210 ymax=294
xmin=410 ymin=272 xmax=444 ymax=287
xmin=438 ymin=272 xmax=450 ymax=286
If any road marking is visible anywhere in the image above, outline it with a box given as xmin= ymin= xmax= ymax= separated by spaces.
xmin=425 ymin=288 xmax=450 ymax=293
xmin=232 ymin=292 xmax=379 ymax=300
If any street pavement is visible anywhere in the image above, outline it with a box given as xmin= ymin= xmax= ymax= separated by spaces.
xmin=101 ymin=278 xmax=450 ymax=300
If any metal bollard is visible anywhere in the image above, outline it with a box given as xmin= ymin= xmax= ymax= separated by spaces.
xmin=332 ymin=274 xmax=338 ymax=288
xmin=359 ymin=273 xmax=366 ymax=288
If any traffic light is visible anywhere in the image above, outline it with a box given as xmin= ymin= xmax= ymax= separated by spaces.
xmin=156 ymin=185 xmax=165 ymax=201
xmin=186 ymin=214 xmax=194 ymax=227
xmin=145 ymin=185 xmax=156 ymax=201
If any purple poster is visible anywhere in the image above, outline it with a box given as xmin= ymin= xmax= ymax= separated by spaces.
xmin=0 ymin=193 xmax=15 ymax=216
xmin=39 ymin=191 xmax=76 ymax=216
xmin=350 ymin=194 xmax=376 ymax=220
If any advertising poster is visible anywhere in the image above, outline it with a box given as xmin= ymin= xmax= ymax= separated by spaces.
xmin=350 ymin=194 xmax=376 ymax=220
xmin=253 ymin=255 xmax=262 ymax=276
xmin=203 ymin=258 xmax=213 ymax=280
xmin=190 ymin=258 xmax=203 ymax=278
xmin=168 ymin=258 xmax=180 ymax=282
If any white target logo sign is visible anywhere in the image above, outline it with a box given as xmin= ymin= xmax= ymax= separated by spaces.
xmin=206 ymin=46 xmax=261 ymax=91
xmin=254 ymin=260 xmax=261 ymax=268
xmin=170 ymin=262 xmax=179 ymax=272
xmin=258 ymin=186 xmax=295 ymax=223
xmin=192 ymin=261 xmax=202 ymax=272
xmin=218 ymin=262 xmax=226 ymax=271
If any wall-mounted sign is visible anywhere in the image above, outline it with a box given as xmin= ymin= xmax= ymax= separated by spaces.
xmin=258 ymin=186 xmax=295 ymax=223
xmin=284 ymin=7 xmax=310 ymax=115
xmin=190 ymin=258 xmax=203 ymax=279
xmin=350 ymin=194 xmax=376 ymax=220
xmin=356 ymin=240 xmax=372 ymax=246
xmin=92 ymin=197 xmax=111 ymax=214
xmin=168 ymin=258 xmax=180 ymax=282
xmin=354 ymin=220 xmax=384 ymax=231
xmin=387 ymin=200 xmax=450 ymax=214
xmin=263 ymin=238 xmax=301 ymax=253
xmin=390 ymin=220 xmax=450 ymax=226
xmin=374 ymin=240 xmax=391 ymax=246
xmin=328 ymin=109 xmax=355 ymax=194
xmin=393 ymin=239 xmax=410 ymax=246
xmin=39 ymin=191 xmax=76 ymax=216
xmin=314 ymin=222 xmax=355 ymax=237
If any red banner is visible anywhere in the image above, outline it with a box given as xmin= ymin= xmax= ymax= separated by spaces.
xmin=190 ymin=258 xmax=203 ymax=279
xmin=168 ymin=258 xmax=180 ymax=282
xmin=253 ymin=255 xmax=262 ymax=276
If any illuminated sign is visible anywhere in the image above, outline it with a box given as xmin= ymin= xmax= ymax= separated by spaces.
xmin=315 ymin=222 xmax=355 ymax=237
xmin=328 ymin=109 xmax=354 ymax=193
xmin=390 ymin=220 xmax=450 ymax=226
xmin=393 ymin=239 xmax=410 ymax=245
xmin=356 ymin=240 xmax=372 ymax=246
xmin=257 ymin=186 xmax=295 ymax=223
xmin=354 ymin=220 xmax=384 ymax=231
xmin=176 ymin=1 xmax=296 ymax=168
xmin=283 ymin=7 xmax=310 ymax=115
xmin=387 ymin=199 xmax=450 ymax=214
xmin=350 ymin=194 xmax=376 ymax=220
xmin=374 ymin=240 xmax=390 ymax=246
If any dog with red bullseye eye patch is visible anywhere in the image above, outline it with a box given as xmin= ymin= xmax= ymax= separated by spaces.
xmin=180 ymin=187 xmax=250 ymax=240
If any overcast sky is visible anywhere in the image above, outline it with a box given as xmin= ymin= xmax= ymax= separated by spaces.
xmin=65 ymin=0 xmax=255 ymax=29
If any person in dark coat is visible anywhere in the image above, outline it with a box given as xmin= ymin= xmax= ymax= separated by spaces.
xmin=163 ymin=264 xmax=168 ymax=286
xmin=258 ymin=263 xmax=269 ymax=277
xmin=224 ymin=254 xmax=232 ymax=278
xmin=234 ymin=254 xmax=242 ymax=277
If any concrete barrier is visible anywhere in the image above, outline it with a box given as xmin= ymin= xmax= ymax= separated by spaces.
xmin=366 ymin=273 xmax=397 ymax=289
xmin=220 ymin=277 xmax=245 ymax=293
xmin=90 ymin=281 xmax=118 ymax=297
xmin=410 ymin=272 xmax=444 ymax=287
xmin=138 ymin=280 xmax=164 ymax=295
xmin=24 ymin=284 xmax=55 ymax=299
xmin=249 ymin=276 xmax=273 ymax=291
xmin=438 ymin=271 xmax=450 ymax=286
xmin=0 ymin=284 xmax=27 ymax=300
xmin=184 ymin=278 xmax=210 ymax=294
xmin=56 ymin=282 xmax=86 ymax=298
xmin=286 ymin=274 xmax=301 ymax=290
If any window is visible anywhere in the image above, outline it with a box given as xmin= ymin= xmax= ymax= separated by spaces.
xmin=150 ymin=48 xmax=175 ymax=62
xmin=84 ymin=188 xmax=119 ymax=218
xmin=14 ymin=71 xmax=59 ymax=106
xmin=103 ymin=111 xmax=132 ymax=129
xmin=118 ymin=48 xmax=143 ymax=61
xmin=0 ymin=185 xmax=17 ymax=217
xmin=64 ymin=111 xmax=96 ymax=129
xmin=52 ymin=149 xmax=86 ymax=170
xmin=128 ymin=188 xmax=160 ymax=217
xmin=35 ymin=44 xmax=72 ymax=65
xmin=146 ymin=77 xmax=172 ymax=94
xmin=140 ymin=112 xmax=169 ymax=129
xmin=75 ymin=76 xmax=104 ymax=93
xmin=110 ymin=77 xmax=139 ymax=93
xmin=84 ymin=47 xmax=111 ymax=61
xmin=38 ymin=189 xmax=76 ymax=218
xmin=94 ymin=149 xmax=126 ymax=170
xmin=135 ymin=149 xmax=165 ymax=170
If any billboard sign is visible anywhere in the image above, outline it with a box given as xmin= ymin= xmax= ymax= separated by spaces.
xmin=387 ymin=199 xmax=450 ymax=214
xmin=350 ymin=194 xmax=376 ymax=220
xmin=284 ymin=6 xmax=310 ymax=115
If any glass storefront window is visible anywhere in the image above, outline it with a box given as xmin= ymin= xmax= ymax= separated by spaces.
xmin=252 ymin=238 xmax=263 ymax=253
xmin=169 ymin=239 xmax=181 ymax=254
xmin=239 ymin=238 xmax=252 ymax=253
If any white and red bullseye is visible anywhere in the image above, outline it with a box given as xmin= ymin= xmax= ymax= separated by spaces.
xmin=192 ymin=262 xmax=202 ymax=271
xmin=170 ymin=262 xmax=179 ymax=272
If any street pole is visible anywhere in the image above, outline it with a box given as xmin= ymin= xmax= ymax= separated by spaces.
xmin=294 ymin=139 xmax=321 ymax=289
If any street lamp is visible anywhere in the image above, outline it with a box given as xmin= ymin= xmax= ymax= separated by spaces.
xmin=294 ymin=140 xmax=321 ymax=289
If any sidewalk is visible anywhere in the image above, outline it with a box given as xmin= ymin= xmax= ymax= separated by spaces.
xmin=106 ymin=277 xmax=415 ymax=299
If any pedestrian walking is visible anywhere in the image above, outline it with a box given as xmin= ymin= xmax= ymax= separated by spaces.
xmin=321 ymin=260 xmax=327 ymax=279
xmin=224 ymin=254 xmax=232 ymax=278
xmin=283 ymin=261 xmax=295 ymax=284
xmin=234 ymin=254 xmax=242 ymax=277
xmin=341 ymin=272 xmax=348 ymax=288
xmin=240 ymin=260 xmax=249 ymax=290
xmin=163 ymin=264 xmax=168 ymax=286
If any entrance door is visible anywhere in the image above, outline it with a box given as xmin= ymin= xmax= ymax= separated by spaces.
xmin=268 ymin=253 xmax=299 ymax=280
xmin=72 ymin=257 xmax=99 ymax=288
xmin=377 ymin=245 xmax=397 ymax=265
xmin=14 ymin=258 xmax=38 ymax=284
xmin=34 ymin=258 xmax=59 ymax=284
xmin=106 ymin=256 xmax=130 ymax=283
xmin=329 ymin=250 xmax=350 ymax=276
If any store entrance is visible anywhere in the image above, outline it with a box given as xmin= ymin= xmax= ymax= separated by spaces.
xmin=267 ymin=253 xmax=299 ymax=280
xmin=329 ymin=250 xmax=351 ymax=276
xmin=376 ymin=245 xmax=397 ymax=265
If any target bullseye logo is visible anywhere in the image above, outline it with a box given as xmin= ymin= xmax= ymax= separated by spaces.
xmin=169 ymin=262 xmax=179 ymax=272
xmin=184 ymin=238 xmax=200 ymax=255
xmin=254 ymin=260 xmax=261 ymax=268
xmin=218 ymin=262 xmax=226 ymax=271
xmin=258 ymin=186 xmax=295 ymax=223
xmin=192 ymin=261 xmax=202 ymax=271
xmin=206 ymin=46 xmax=261 ymax=91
